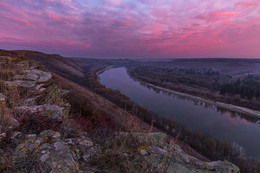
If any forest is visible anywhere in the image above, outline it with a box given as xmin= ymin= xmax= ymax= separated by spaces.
xmin=220 ymin=75 xmax=260 ymax=100
xmin=127 ymin=61 xmax=260 ymax=111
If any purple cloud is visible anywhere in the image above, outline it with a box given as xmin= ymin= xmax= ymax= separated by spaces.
xmin=0 ymin=0 xmax=259 ymax=58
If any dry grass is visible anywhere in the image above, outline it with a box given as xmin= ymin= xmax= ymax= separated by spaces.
xmin=0 ymin=153 xmax=12 ymax=172
xmin=0 ymin=55 xmax=23 ymax=171
xmin=59 ymin=117 xmax=85 ymax=138
xmin=0 ymin=56 xmax=21 ymax=127
xmin=0 ymin=54 xmax=36 ymax=172
xmin=88 ymin=114 xmax=177 ymax=173
xmin=13 ymin=153 xmax=51 ymax=173
xmin=0 ymin=105 xmax=11 ymax=128
xmin=52 ymin=73 xmax=157 ymax=133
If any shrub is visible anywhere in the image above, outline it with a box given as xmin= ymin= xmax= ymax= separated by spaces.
xmin=73 ymin=112 xmax=114 ymax=142
xmin=15 ymin=109 xmax=61 ymax=134
xmin=0 ymin=69 xmax=15 ymax=81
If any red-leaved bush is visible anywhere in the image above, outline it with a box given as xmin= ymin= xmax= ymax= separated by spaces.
xmin=75 ymin=114 xmax=113 ymax=130
xmin=14 ymin=109 xmax=61 ymax=134
xmin=74 ymin=113 xmax=114 ymax=141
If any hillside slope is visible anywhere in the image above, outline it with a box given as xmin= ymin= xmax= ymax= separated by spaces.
xmin=14 ymin=49 xmax=210 ymax=160
xmin=0 ymin=50 xmax=240 ymax=172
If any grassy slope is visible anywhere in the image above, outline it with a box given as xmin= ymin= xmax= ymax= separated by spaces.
xmin=53 ymin=73 xmax=154 ymax=132
xmin=53 ymin=72 xmax=209 ymax=161
xmin=12 ymin=49 xmax=208 ymax=161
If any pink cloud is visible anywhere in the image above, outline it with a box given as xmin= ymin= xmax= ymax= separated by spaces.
xmin=0 ymin=0 xmax=259 ymax=58
xmin=209 ymin=10 xmax=238 ymax=17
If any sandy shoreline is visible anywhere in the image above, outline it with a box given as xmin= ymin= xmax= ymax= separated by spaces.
xmin=97 ymin=66 xmax=260 ymax=119
xmin=141 ymin=82 xmax=260 ymax=118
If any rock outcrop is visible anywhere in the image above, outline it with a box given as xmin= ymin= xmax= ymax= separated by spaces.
xmin=0 ymin=55 xmax=80 ymax=172
xmin=14 ymin=104 xmax=67 ymax=123
xmin=6 ymin=67 xmax=52 ymax=89
xmin=116 ymin=132 xmax=240 ymax=173
xmin=65 ymin=135 xmax=100 ymax=163
xmin=15 ymin=130 xmax=80 ymax=173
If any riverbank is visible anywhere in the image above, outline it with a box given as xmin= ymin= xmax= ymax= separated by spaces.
xmin=126 ymin=68 xmax=260 ymax=119
xmin=96 ymin=66 xmax=114 ymax=82
xmin=98 ymin=66 xmax=260 ymax=163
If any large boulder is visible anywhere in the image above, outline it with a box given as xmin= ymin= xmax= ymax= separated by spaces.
xmin=14 ymin=104 xmax=68 ymax=122
xmin=65 ymin=135 xmax=100 ymax=163
xmin=15 ymin=69 xmax=52 ymax=84
xmin=5 ymin=67 xmax=52 ymax=89
xmin=14 ymin=130 xmax=80 ymax=173
xmin=5 ymin=80 xmax=36 ymax=88
xmin=118 ymin=132 xmax=240 ymax=173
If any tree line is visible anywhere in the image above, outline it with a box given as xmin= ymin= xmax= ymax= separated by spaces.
xmin=220 ymin=75 xmax=260 ymax=100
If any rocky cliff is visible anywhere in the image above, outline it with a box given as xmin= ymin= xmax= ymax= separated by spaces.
xmin=0 ymin=54 xmax=240 ymax=172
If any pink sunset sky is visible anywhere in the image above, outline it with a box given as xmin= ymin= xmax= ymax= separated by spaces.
xmin=0 ymin=0 xmax=260 ymax=58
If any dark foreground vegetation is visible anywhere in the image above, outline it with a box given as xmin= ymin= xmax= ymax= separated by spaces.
xmin=3 ymin=50 xmax=259 ymax=172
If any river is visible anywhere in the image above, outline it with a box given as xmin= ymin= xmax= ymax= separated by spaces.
xmin=99 ymin=67 xmax=260 ymax=159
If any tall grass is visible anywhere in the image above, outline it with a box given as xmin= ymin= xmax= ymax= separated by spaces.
xmin=0 ymin=56 xmax=21 ymax=127
xmin=88 ymin=114 xmax=178 ymax=172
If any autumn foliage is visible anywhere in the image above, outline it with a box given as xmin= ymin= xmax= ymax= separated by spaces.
xmin=14 ymin=109 xmax=61 ymax=134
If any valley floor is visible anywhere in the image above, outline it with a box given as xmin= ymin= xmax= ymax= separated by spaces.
xmin=128 ymin=72 xmax=260 ymax=119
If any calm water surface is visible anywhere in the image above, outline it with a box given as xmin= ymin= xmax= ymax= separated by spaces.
xmin=99 ymin=67 xmax=260 ymax=159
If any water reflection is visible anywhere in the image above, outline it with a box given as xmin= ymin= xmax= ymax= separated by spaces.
xmin=138 ymin=80 xmax=260 ymax=124
xmin=99 ymin=67 xmax=260 ymax=159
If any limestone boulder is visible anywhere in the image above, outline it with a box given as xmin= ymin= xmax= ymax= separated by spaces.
xmin=17 ymin=69 xmax=52 ymax=84
xmin=5 ymin=68 xmax=52 ymax=89
xmin=5 ymin=80 xmax=36 ymax=88
xmin=65 ymin=135 xmax=100 ymax=163
xmin=14 ymin=130 xmax=79 ymax=173
xmin=14 ymin=104 xmax=68 ymax=122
